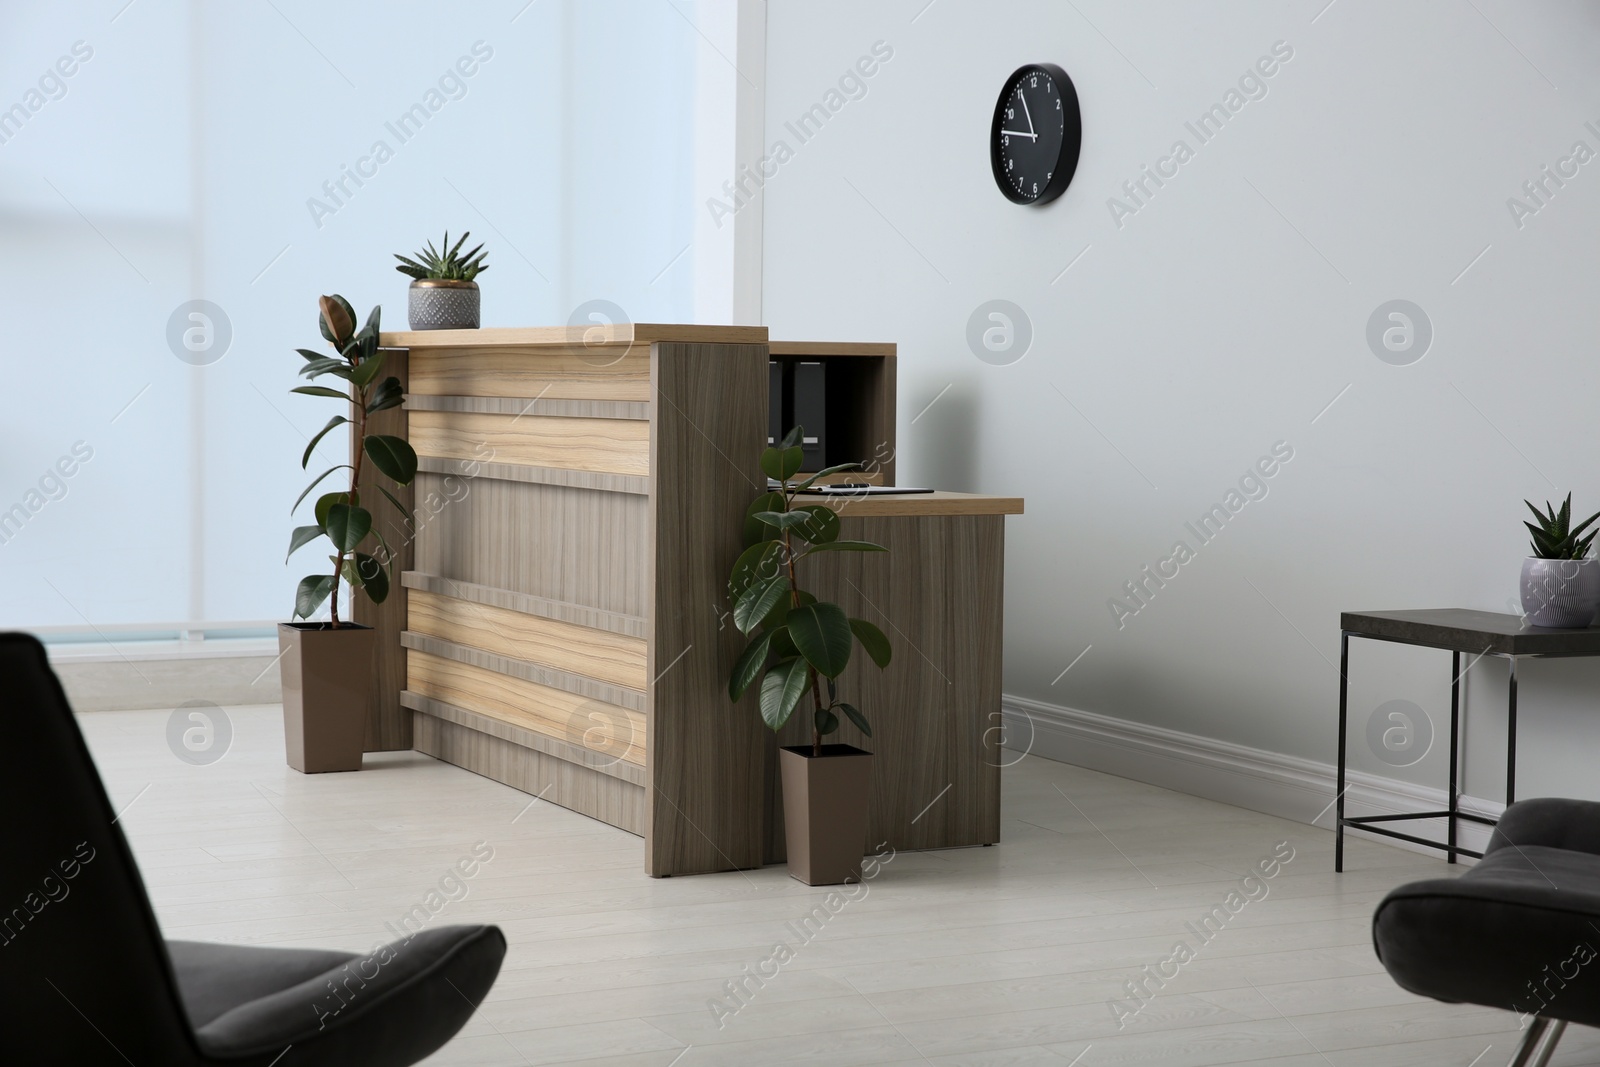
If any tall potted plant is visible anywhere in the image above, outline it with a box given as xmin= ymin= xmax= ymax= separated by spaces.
xmin=1520 ymin=493 xmax=1600 ymax=628
xmin=727 ymin=427 xmax=893 ymax=885
xmin=395 ymin=231 xmax=488 ymax=330
xmin=280 ymin=295 xmax=417 ymax=772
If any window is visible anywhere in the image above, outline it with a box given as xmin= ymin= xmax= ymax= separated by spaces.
xmin=0 ymin=0 xmax=706 ymax=634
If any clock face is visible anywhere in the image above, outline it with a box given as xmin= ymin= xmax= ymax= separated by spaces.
xmin=990 ymin=63 xmax=1081 ymax=205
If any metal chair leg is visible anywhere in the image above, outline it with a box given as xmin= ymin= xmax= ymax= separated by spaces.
xmin=1510 ymin=1017 xmax=1567 ymax=1067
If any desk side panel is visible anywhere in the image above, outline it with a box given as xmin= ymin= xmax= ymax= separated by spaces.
xmin=766 ymin=513 xmax=1004 ymax=858
xmin=646 ymin=341 xmax=769 ymax=876
xmin=353 ymin=349 xmax=413 ymax=751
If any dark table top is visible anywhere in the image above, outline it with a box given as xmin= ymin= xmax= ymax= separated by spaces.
xmin=1342 ymin=608 xmax=1600 ymax=655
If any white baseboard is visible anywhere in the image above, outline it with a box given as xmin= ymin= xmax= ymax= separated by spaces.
xmin=1001 ymin=693 xmax=1503 ymax=860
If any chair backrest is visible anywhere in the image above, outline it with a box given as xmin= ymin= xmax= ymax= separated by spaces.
xmin=0 ymin=633 xmax=203 ymax=1062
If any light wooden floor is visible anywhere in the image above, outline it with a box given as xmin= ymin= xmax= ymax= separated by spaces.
xmin=81 ymin=704 xmax=1600 ymax=1066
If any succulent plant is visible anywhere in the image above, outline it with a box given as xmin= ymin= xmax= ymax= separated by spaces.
xmin=394 ymin=231 xmax=489 ymax=282
xmin=1524 ymin=493 xmax=1600 ymax=560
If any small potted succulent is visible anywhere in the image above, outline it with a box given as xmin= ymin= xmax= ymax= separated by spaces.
xmin=1520 ymin=493 xmax=1600 ymax=628
xmin=395 ymin=231 xmax=488 ymax=330
xmin=281 ymin=295 xmax=417 ymax=772
xmin=727 ymin=426 xmax=893 ymax=885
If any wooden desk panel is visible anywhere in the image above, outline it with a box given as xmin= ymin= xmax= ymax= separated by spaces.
xmin=411 ymin=473 xmax=650 ymax=619
xmin=408 ymin=648 xmax=646 ymax=765
xmin=352 ymin=349 xmax=413 ymax=752
xmin=646 ymin=340 xmax=770 ymax=877
xmin=766 ymin=513 xmax=1005 ymax=858
xmin=410 ymin=410 xmax=649 ymax=476
xmin=405 ymin=346 xmax=651 ymax=402
xmin=407 ymin=588 xmax=648 ymax=692
xmin=367 ymin=326 xmax=1020 ymax=876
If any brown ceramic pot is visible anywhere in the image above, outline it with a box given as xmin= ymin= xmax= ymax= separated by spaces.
xmin=277 ymin=622 xmax=374 ymax=773
xmin=778 ymin=744 xmax=873 ymax=885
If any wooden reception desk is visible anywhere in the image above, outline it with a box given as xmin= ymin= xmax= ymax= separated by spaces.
xmin=355 ymin=324 xmax=1022 ymax=876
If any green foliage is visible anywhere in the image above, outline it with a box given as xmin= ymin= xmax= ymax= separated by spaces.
xmin=325 ymin=503 xmax=371 ymax=553
xmin=295 ymin=575 xmax=335 ymax=621
xmin=393 ymin=230 xmax=489 ymax=282
xmin=288 ymin=296 xmax=418 ymax=625
xmin=364 ymin=435 xmax=418 ymax=483
xmin=301 ymin=415 xmax=349 ymax=469
xmin=760 ymin=657 xmax=811 ymax=732
xmin=726 ymin=425 xmax=892 ymax=752
xmin=1525 ymin=493 xmax=1600 ymax=560
xmin=849 ymin=618 xmax=891 ymax=668
xmin=787 ymin=603 xmax=853 ymax=678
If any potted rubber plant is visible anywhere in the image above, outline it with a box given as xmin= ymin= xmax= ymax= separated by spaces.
xmin=395 ymin=231 xmax=488 ymax=330
xmin=281 ymin=295 xmax=417 ymax=772
xmin=727 ymin=426 xmax=893 ymax=885
xmin=1520 ymin=493 xmax=1600 ymax=628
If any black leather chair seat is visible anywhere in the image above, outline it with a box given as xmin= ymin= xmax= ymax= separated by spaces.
xmin=1374 ymin=798 xmax=1600 ymax=1032
xmin=170 ymin=940 xmax=360 ymax=1031
xmin=0 ymin=633 xmax=505 ymax=1065
xmin=171 ymin=926 xmax=505 ymax=1061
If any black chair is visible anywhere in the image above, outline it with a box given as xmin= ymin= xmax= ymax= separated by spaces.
xmin=1374 ymin=797 xmax=1600 ymax=1066
xmin=0 ymin=633 xmax=506 ymax=1065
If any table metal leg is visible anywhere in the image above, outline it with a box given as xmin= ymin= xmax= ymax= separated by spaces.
xmin=1510 ymin=1016 xmax=1566 ymax=1067
xmin=1336 ymin=631 xmax=1349 ymax=873
xmin=1448 ymin=650 xmax=1460 ymax=864
xmin=1507 ymin=654 xmax=1519 ymax=807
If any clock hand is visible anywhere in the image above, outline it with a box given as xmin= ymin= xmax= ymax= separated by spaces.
xmin=1019 ymin=90 xmax=1036 ymax=135
xmin=1000 ymin=129 xmax=1037 ymax=139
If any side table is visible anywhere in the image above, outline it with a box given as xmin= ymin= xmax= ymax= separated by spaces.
xmin=1337 ymin=608 xmax=1600 ymax=871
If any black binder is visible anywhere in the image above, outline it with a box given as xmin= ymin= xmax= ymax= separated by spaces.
xmin=792 ymin=361 xmax=826 ymax=470
xmin=768 ymin=360 xmax=783 ymax=446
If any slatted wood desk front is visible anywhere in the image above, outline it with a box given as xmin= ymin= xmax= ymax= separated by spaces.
xmin=354 ymin=325 xmax=1023 ymax=876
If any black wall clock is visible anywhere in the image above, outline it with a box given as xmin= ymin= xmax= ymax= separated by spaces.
xmin=990 ymin=63 xmax=1081 ymax=205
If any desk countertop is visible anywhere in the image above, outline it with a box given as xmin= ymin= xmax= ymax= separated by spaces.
xmin=380 ymin=324 xmax=767 ymax=348
xmin=798 ymin=490 xmax=1023 ymax=517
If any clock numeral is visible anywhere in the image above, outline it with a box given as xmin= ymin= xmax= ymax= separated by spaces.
xmin=1006 ymin=107 xmax=1014 ymax=119
xmin=1007 ymin=159 xmax=1014 ymax=171
xmin=1056 ymin=98 xmax=1062 ymax=109
xmin=1029 ymin=75 xmax=1037 ymax=88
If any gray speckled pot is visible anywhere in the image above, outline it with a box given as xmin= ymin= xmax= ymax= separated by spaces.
xmin=407 ymin=279 xmax=480 ymax=330
xmin=1520 ymin=557 xmax=1600 ymax=628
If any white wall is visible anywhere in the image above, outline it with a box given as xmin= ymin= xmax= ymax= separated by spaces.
xmin=759 ymin=0 xmax=1600 ymax=805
